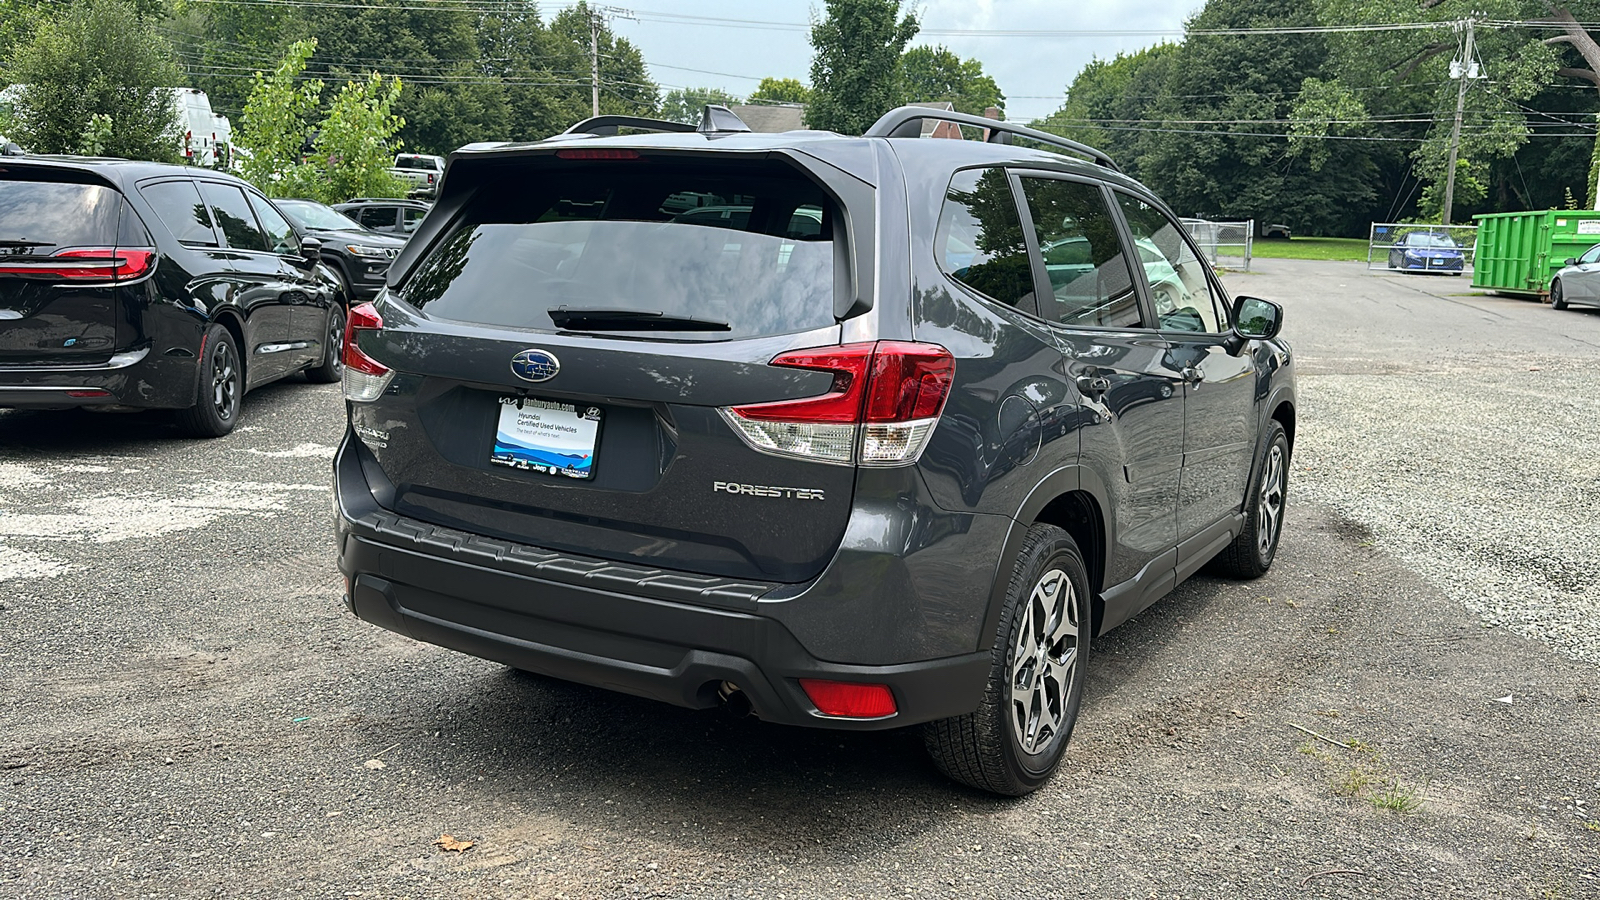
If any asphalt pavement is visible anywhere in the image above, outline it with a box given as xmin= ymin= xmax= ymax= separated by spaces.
xmin=1 ymin=259 xmax=1596 ymax=899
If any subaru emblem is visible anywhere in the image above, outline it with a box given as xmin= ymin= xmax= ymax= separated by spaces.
xmin=510 ymin=349 xmax=560 ymax=383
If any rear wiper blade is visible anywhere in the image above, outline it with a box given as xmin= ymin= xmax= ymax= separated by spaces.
xmin=548 ymin=306 xmax=730 ymax=332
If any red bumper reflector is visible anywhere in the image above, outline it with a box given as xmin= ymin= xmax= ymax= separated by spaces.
xmin=66 ymin=390 xmax=110 ymax=398
xmin=799 ymin=679 xmax=897 ymax=718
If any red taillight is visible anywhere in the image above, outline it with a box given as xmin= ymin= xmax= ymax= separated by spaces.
xmin=342 ymin=302 xmax=394 ymax=402
xmin=799 ymin=680 xmax=897 ymax=718
xmin=0 ymin=248 xmax=155 ymax=282
xmin=722 ymin=341 xmax=954 ymax=466
xmin=555 ymin=148 xmax=642 ymax=160
xmin=343 ymin=302 xmax=387 ymax=375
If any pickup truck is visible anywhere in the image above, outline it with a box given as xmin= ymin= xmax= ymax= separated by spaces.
xmin=388 ymin=153 xmax=445 ymax=199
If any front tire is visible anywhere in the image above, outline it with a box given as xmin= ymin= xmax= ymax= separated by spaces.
xmin=925 ymin=524 xmax=1090 ymax=796
xmin=1208 ymin=420 xmax=1289 ymax=578
xmin=1552 ymin=279 xmax=1569 ymax=310
xmin=174 ymin=323 xmax=243 ymax=438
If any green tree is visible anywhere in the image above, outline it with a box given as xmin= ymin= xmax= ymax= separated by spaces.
xmin=308 ymin=72 xmax=407 ymax=202
xmin=749 ymin=77 xmax=810 ymax=104
xmin=236 ymin=40 xmax=407 ymax=203
xmin=806 ymin=0 xmax=920 ymax=134
xmin=5 ymin=0 xmax=180 ymax=160
xmin=899 ymin=45 xmax=1004 ymax=115
xmin=234 ymin=39 xmax=323 ymax=193
xmin=659 ymin=86 xmax=744 ymax=124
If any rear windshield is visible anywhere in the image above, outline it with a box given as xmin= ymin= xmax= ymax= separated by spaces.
xmin=394 ymin=157 xmax=442 ymax=171
xmin=403 ymin=159 xmax=838 ymax=339
xmin=0 ymin=176 xmax=150 ymax=251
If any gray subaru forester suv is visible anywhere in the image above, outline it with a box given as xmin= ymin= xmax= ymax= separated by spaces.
xmin=333 ymin=106 xmax=1296 ymax=796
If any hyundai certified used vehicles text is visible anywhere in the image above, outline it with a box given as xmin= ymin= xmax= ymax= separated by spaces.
xmin=0 ymin=157 xmax=345 ymax=436
xmin=333 ymin=106 xmax=1297 ymax=795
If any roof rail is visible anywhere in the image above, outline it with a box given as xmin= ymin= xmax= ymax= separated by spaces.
xmin=862 ymin=106 xmax=1119 ymax=171
xmin=560 ymin=104 xmax=755 ymax=138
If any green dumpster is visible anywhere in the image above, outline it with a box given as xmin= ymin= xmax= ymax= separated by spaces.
xmin=1472 ymin=209 xmax=1600 ymax=299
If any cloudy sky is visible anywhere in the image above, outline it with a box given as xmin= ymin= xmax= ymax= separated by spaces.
xmin=605 ymin=1 xmax=1205 ymax=122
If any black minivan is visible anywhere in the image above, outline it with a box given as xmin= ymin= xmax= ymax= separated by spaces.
xmin=334 ymin=107 xmax=1297 ymax=795
xmin=0 ymin=156 xmax=344 ymax=436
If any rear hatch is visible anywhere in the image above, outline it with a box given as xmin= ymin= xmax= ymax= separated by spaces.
xmin=0 ymin=165 xmax=153 ymax=363
xmin=348 ymin=152 xmax=873 ymax=583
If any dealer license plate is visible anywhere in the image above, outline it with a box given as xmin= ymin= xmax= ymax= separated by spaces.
xmin=490 ymin=397 xmax=602 ymax=480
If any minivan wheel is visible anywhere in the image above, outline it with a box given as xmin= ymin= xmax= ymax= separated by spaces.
xmin=174 ymin=324 xmax=243 ymax=438
xmin=1552 ymin=280 xmax=1568 ymax=310
xmin=924 ymin=524 xmax=1089 ymax=796
xmin=305 ymin=305 xmax=345 ymax=384
xmin=1207 ymin=420 xmax=1289 ymax=579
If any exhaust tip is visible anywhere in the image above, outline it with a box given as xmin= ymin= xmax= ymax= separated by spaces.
xmin=717 ymin=680 xmax=754 ymax=718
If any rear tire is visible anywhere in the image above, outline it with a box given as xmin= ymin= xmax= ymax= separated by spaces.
xmin=174 ymin=324 xmax=242 ymax=438
xmin=1207 ymin=420 xmax=1289 ymax=578
xmin=1552 ymin=280 xmax=1568 ymax=310
xmin=924 ymin=524 xmax=1089 ymax=796
xmin=304 ymin=305 xmax=345 ymax=384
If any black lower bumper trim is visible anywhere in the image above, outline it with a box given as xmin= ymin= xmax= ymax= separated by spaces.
xmin=342 ymin=537 xmax=990 ymax=731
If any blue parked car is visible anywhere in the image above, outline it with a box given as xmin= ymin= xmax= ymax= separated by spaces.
xmin=1388 ymin=231 xmax=1466 ymax=274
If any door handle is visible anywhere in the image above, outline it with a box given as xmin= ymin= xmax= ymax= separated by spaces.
xmin=1075 ymin=372 xmax=1112 ymax=396
xmin=1180 ymin=366 xmax=1203 ymax=384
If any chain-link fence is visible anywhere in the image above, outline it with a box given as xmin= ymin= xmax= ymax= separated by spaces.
xmin=1368 ymin=223 xmax=1477 ymax=274
xmin=1183 ymin=218 xmax=1253 ymax=271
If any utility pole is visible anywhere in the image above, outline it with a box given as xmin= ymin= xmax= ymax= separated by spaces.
xmin=1441 ymin=18 xmax=1476 ymax=227
xmin=589 ymin=8 xmax=601 ymax=118
xmin=587 ymin=5 xmax=635 ymax=118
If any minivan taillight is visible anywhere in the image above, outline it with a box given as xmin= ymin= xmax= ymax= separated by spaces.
xmin=342 ymin=302 xmax=393 ymax=401
xmin=722 ymin=341 xmax=954 ymax=466
xmin=0 ymin=248 xmax=155 ymax=282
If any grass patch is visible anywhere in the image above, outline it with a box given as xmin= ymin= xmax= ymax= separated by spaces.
xmin=1370 ymin=779 xmax=1423 ymax=813
xmin=1250 ymin=237 xmax=1370 ymax=261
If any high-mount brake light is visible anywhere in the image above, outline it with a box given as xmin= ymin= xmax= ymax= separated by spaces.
xmin=342 ymin=302 xmax=393 ymax=402
xmin=0 ymin=248 xmax=155 ymax=282
xmin=555 ymin=148 xmax=642 ymax=160
xmin=799 ymin=680 xmax=897 ymax=718
xmin=721 ymin=341 xmax=955 ymax=466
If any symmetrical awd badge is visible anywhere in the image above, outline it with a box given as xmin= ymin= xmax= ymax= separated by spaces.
xmin=510 ymin=349 xmax=560 ymax=383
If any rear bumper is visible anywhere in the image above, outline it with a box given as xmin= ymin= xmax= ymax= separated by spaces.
xmin=0 ymin=346 xmax=190 ymax=409
xmin=334 ymin=435 xmax=991 ymax=730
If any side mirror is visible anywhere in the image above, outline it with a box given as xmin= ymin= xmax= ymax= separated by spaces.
xmin=1225 ymin=295 xmax=1283 ymax=354
xmin=1566 ymin=258 xmax=1579 ymax=267
xmin=299 ymin=237 xmax=322 ymax=264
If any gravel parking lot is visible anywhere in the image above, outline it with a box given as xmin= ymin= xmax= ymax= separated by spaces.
xmin=1 ymin=259 xmax=1597 ymax=899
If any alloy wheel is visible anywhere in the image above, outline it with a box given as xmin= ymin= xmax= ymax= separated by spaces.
xmin=211 ymin=340 xmax=239 ymax=421
xmin=1008 ymin=568 xmax=1080 ymax=756
xmin=1256 ymin=444 xmax=1286 ymax=557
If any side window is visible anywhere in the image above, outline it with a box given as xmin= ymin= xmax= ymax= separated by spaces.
xmin=935 ymin=167 xmax=1035 ymax=313
xmin=360 ymin=207 xmax=394 ymax=232
xmin=197 ymin=182 xmax=269 ymax=252
xmin=401 ymin=206 xmax=427 ymax=233
xmin=140 ymin=181 xmax=217 ymax=247
xmin=1116 ymin=193 xmax=1227 ymax=333
xmin=1018 ymin=177 xmax=1141 ymax=327
xmin=1581 ymin=244 xmax=1600 ymax=265
xmin=247 ymin=193 xmax=300 ymax=255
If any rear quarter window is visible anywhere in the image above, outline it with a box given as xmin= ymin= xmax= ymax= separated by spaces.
xmin=0 ymin=177 xmax=136 ymax=249
xmin=402 ymin=160 xmax=841 ymax=340
xmin=140 ymin=180 xmax=217 ymax=246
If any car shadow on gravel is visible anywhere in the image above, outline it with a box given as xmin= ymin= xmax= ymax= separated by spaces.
xmin=0 ymin=377 xmax=334 ymax=453
xmin=332 ymin=584 xmax=1247 ymax=861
